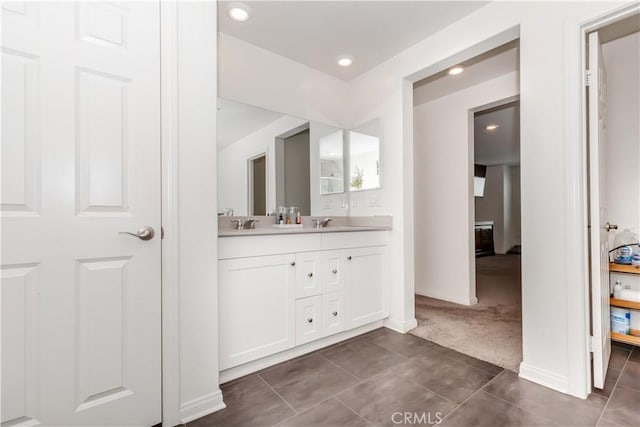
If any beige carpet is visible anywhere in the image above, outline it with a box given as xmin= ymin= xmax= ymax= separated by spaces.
xmin=410 ymin=254 xmax=522 ymax=372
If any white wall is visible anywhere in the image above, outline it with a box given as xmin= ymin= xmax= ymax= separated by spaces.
xmin=172 ymin=1 xmax=223 ymax=423
xmin=347 ymin=0 xmax=631 ymax=397
xmin=217 ymin=116 xmax=307 ymax=216
xmin=219 ymin=33 xmax=349 ymax=129
xmin=602 ymin=32 xmax=640 ymax=244
xmin=413 ymin=72 xmax=519 ymax=304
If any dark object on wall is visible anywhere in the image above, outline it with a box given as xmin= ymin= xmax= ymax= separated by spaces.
xmin=475 ymin=223 xmax=495 ymax=257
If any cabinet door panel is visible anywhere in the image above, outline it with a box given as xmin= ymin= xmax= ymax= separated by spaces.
xmin=346 ymin=246 xmax=388 ymax=329
xmin=295 ymin=252 xmax=322 ymax=298
xmin=322 ymin=250 xmax=346 ymax=293
xmin=219 ymin=254 xmax=296 ymax=369
xmin=295 ymin=296 xmax=322 ymax=345
xmin=322 ymin=291 xmax=346 ymax=337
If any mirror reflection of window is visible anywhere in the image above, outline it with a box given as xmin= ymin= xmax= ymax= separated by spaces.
xmin=319 ymin=130 xmax=344 ymax=194
xmin=349 ymin=119 xmax=381 ymax=191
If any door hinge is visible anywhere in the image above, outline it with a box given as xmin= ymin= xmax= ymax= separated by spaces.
xmin=585 ymin=69 xmax=592 ymax=86
xmin=161 ymin=227 xmax=165 ymax=239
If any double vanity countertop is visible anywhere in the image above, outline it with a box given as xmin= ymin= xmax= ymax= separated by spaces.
xmin=218 ymin=215 xmax=392 ymax=237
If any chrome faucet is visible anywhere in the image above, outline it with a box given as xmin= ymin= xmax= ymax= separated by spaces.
xmin=313 ymin=218 xmax=332 ymax=228
xmin=244 ymin=218 xmax=259 ymax=229
xmin=231 ymin=218 xmax=260 ymax=230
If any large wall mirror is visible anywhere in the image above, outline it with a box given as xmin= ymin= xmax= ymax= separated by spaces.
xmin=217 ymin=98 xmax=347 ymax=216
xmin=349 ymin=119 xmax=381 ymax=191
xmin=217 ymin=98 xmax=382 ymax=216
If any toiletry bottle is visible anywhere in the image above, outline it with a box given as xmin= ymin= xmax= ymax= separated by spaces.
xmin=613 ymin=280 xmax=623 ymax=299
xmin=285 ymin=207 xmax=292 ymax=224
xmin=278 ymin=208 xmax=284 ymax=225
xmin=296 ymin=211 xmax=302 ymax=225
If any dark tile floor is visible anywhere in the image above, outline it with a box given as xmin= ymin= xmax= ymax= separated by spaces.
xmin=189 ymin=329 xmax=640 ymax=427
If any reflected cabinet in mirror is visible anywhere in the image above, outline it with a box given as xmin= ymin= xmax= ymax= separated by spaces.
xmin=349 ymin=119 xmax=381 ymax=192
xmin=217 ymin=98 xmax=346 ymax=216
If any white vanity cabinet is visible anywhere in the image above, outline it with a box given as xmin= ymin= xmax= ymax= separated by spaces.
xmin=218 ymin=231 xmax=389 ymax=371
xmin=218 ymin=254 xmax=296 ymax=370
xmin=345 ymin=246 xmax=387 ymax=328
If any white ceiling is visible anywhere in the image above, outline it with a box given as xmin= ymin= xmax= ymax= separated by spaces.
xmin=217 ymin=98 xmax=285 ymax=149
xmin=474 ymin=102 xmax=520 ymax=166
xmin=218 ymin=1 xmax=489 ymax=81
xmin=414 ymin=41 xmax=519 ymax=106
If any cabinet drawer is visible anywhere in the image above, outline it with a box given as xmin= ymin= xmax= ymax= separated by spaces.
xmin=322 ymin=291 xmax=346 ymax=337
xmin=295 ymin=252 xmax=322 ymax=298
xmin=296 ymin=296 xmax=323 ymax=345
xmin=322 ymin=250 xmax=346 ymax=293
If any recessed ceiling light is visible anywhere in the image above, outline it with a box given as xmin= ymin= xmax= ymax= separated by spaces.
xmin=337 ymin=56 xmax=353 ymax=67
xmin=485 ymin=124 xmax=500 ymax=131
xmin=227 ymin=2 xmax=250 ymax=22
xmin=448 ymin=66 xmax=464 ymax=76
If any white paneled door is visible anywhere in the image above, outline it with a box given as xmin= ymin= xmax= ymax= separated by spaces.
xmin=1 ymin=2 xmax=161 ymax=425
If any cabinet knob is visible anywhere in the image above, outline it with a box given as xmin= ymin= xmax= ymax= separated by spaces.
xmin=332 ymin=311 xmax=338 ymax=316
xmin=347 ymin=256 xmax=352 ymax=261
xmin=307 ymin=318 xmax=313 ymax=323
xmin=307 ymin=272 xmax=313 ymax=277
xmin=290 ymin=261 xmax=296 ymax=266
xmin=332 ymin=269 xmax=338 ymax=274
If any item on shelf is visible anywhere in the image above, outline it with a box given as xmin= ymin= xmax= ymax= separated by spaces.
xmin=613 ymin=281 xmax=623 ymax=299
xmin=619 ymin=288 xmax=640 ymax=302
xmin=632 ymin=253 xmax=640 ymax=267
xmin=611 ymin=307 xmax=631 ymax=335
xmin=614 ymin=246 xmax=633 ymax=265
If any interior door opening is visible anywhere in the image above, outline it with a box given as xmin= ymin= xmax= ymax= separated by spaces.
xmin=411 ymin=39 xmax=523 ymax=372
xmin=249 ymin=154 xmax=267 ymax=216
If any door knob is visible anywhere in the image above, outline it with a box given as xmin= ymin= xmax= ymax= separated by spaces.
xmin=332 ymin=311 xmax=338 ymax=316
xmin=120 ymin=226 xmax=155 ymax=241
xmin=605 ymin=222 xmax=618 ymax=232
xmin=307 ymin=318 xmax=313 ymax=323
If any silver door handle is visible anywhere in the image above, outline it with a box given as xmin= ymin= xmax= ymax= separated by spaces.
xmin=120 ymin=226 xmax=155 ymax=241
xmin=605 ymin=222 xmax=618 ymax=232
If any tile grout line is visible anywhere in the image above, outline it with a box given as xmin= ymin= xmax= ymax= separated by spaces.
xmin=439 ymin=369 xmax=508 ymax=423
xmin=316 ymin=352 xmax=363 ymax=383
xmin=595 ymin=348 xmax=632 ymax=427
xmin=275 ymin=368 xmax=392 ymax=427
xmin=333 ymin=395 xmax=377 ymax=427
xmin=386 ymin=369 xmax=459 ymax=407
xmin=256 ymin=374 xmax=299 ymax=416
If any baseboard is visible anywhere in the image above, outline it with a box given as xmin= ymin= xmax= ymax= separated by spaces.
xmin=179 ymin=389 xmax=226 ymax=424
xmin=415 ymin=290 xmax=477 ymax=306
xmin=384 ymin=317 xmax=418 ymax=333
xmin=519 ymin=362 xmax=569 ymax=394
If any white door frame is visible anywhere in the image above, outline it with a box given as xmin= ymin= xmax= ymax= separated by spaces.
xmin=160 ymin=2 xmax=181 ymax=425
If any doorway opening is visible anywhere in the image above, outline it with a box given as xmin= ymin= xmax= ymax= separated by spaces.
xmin=276 ymin=128 xmax=311 ymax=215
xmin=585 ymin=11 xmax=640 ymax=393
xmin=410 ymin=39 xmax=523 ymax=372
xmin=248 ymin=154 xmax=267 ymax=216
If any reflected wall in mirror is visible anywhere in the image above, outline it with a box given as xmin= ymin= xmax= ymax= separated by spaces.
xmin=349 ymin=119 xmax=381 ymax=191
